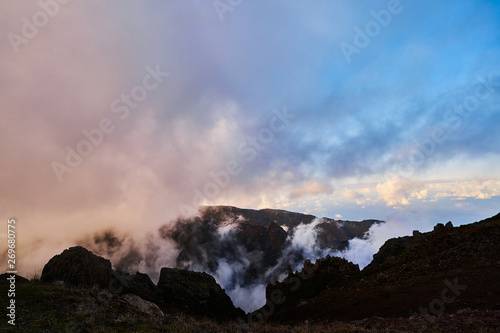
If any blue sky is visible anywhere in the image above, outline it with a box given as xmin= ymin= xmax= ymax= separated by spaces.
xmin=1 ymin=0 xmax=500 ymax=271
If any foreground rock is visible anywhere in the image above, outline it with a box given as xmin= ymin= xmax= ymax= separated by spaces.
xmin=157 ymin=267 xmax=245 ymax=321
xmin=41 ymin=246 xmax=113 ymax=288
xmin=111 ymin=270 xmax=165 ymax=307
xmin=253 ymin=256 xmax=360 ymax=320
xmin=39 ymin=245 xmax=243 ymax=321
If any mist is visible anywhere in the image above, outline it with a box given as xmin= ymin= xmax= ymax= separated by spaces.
xmin=333 ymin=211 xmax=437 ymax=269
xmin=77 ymin=215 xmax=366 ymax=313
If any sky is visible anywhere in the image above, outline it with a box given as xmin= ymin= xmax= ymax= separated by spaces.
xmin=1 ymin=0 xmax=500 ymax=275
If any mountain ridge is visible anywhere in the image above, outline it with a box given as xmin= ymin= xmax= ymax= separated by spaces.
xmin=2 ymin=211 xmax=500 ymax=331
xmin=253 ymin=212 xmax=500 ymax=324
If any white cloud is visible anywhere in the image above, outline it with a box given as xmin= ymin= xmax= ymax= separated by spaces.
xmin=376 ymin=176 xmax=424 ymax=207
xmin=428 ymin=179 xmax=500 ymax=201
xmin=343 ymin=188 xmax=366 ymax=205
xmin=289 ymin=180 xmax=332 ymax=199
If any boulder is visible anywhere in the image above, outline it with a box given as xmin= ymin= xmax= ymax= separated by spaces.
xmin=157 ymin=267 xmax=244 ymax=321
xmin=121 ymin=294 xmax=164 ymax=321
xmin=112 ymin=271 xmax=164 ymax=306
xmin=41 ymin=246 xmax=113 ymax=288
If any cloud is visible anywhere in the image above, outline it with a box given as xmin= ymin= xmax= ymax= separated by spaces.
xmin=1 ymin=0 xmax=500 ymax=278
xmin=429 ymin=179 xmax=500 ymax=201
xmin=376 ymin=176 xmax=424 ymax=206
xmin=334 ymin=210 xmax=436 ymax=269
xmin=343 ymin=188 xmax=367 ymax=205
xmin=289 ymin=181 xmax=332 ymax=199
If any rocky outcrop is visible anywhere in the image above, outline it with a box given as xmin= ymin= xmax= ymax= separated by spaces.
xmin=157 ymin=267 xmax=244 ymax=321
xmin=201 ymin=205 xmax=318 ymax=228
xmin=169 ymin=205 xmax=382 ymax=288
xmin=111 ymin=271 xmax=164 ymax=307
xmin=256 ymin=256 xmax=360 ymax=318
xmin=362 ymin=235 xmax=414 ymax=274
xmin=41 ymin=246 xmax=113 ymax=288
xmin=40 ymin=246 xmax=243 ymax=321
xmin=263 ymin=221 xmax=288 ymax=267
xmin=262 ymin=213 xmax=500 ymax=322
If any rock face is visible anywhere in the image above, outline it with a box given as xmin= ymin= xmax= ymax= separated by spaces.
xmin=40 ymin=246 xmax=243 ymax=321
xmin=363 ymin=236 xmax=415 ymax=274
xmin=41 ymin=246 xmax=113 ymax=288
xmin=260 ymin=213 xmax=500 ymax=322
xmin=165 ymin=205 xmax=382 ymax=289
xmin=257 ymin=256 xmax=360 ymax=318
xmin=112 ymin=271 xmax=164 ymax=307
xmin=157 ymin=267 xmax=244 ymax=321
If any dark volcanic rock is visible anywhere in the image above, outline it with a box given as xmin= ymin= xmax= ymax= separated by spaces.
xmin=433 ymin=222 xmax=445 ymax=232
xmin=41 ymin=246 xmax=243 ymax=320
xmin=41 ymin=246 xmax=113 ymax=288
xmin=263 ymin=221 xmax=288 ymax=267
xmin=157 ymin=267 xmax=244 ymax=321
xmin=257 ymin=256 xmax=360 ymax=318
xmin=202 ymin=205 xmax=317 ymax=228
xmin=363 ymin=236 xmax=414 ymax=274
xmin=112 ymin=271 xmax=164 ymax=306
xmin=263 ymin=213 xmax=500 ymax=323
xmin=171 ymin=205 xmax=382 ymax=288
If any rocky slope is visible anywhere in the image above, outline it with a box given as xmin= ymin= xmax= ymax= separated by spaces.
xmin=201 ymin=205 xmax=381 ymax=248
xmin=163 ymin=205 xmax=381 ymax=287
xmin=2 ymin=213 xmax=500 ymax=332
xmin=40 ymin=246 xmax=244 ymax=321
xmin=255 ymin=213 xmax=500 ymax=323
